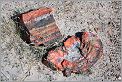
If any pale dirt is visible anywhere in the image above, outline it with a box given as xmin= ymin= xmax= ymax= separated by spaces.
xmin=1 ymin=0 xmax=121 ymax=81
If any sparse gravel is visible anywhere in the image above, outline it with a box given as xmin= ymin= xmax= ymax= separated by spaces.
xmin=1 ymin=0 xmax=121 ymax=81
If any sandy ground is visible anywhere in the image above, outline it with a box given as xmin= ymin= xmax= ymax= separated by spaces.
xmin=1 ymin=0 xmax=121 ymax=81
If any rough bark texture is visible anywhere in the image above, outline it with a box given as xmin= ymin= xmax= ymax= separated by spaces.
xmin=1 ymin=0 xmax=121 ymax=81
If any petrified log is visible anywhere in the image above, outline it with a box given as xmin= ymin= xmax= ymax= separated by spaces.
xmin=12 ymin=7 xmax=62 ymax=47
xmin=42 ymin=32 xmax=103 ymax=76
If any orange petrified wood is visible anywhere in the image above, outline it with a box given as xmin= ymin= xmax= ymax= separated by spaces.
xmin=12 ymin=7 xmax=62 ymax=46
xmin=12 ymin=7 xmax=103 ymax=77
xmin=43 ymin=32 xmax=103 ymax=77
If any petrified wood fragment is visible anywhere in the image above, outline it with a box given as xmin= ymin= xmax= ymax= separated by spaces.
xmin=12 ymin=7 xmax=62 ymax=46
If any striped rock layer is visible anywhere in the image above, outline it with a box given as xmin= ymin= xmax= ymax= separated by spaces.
xmin=13 ymin=7 xmax=62 ymax=46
